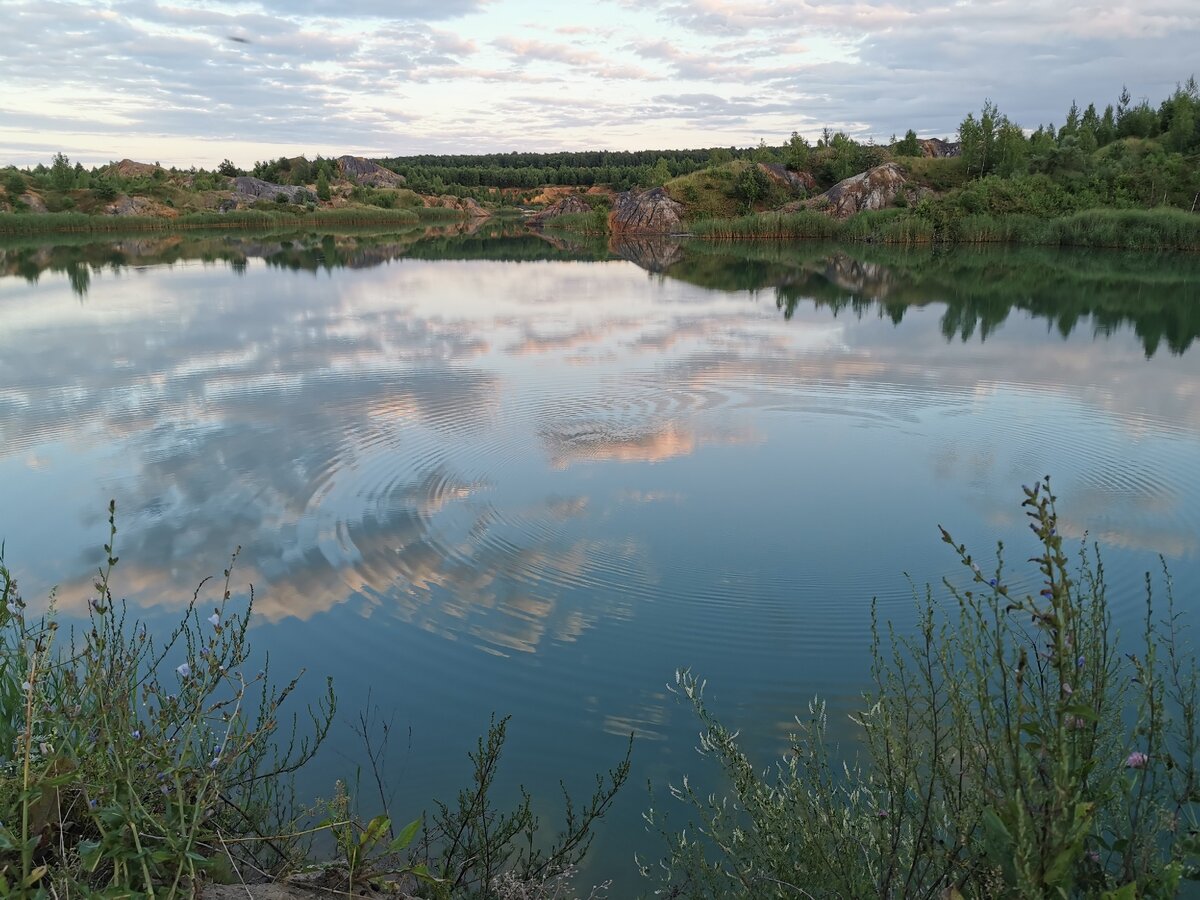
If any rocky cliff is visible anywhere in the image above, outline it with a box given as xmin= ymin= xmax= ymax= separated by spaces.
xmin=528 ymin=195 xmax=592 ymax=225
xmin=757 ymin=162 xmax=816 ymax=195
xmin=337 ymin=156 xmax=406 ymax=188
xmin=232 ymin=176 xmax=309 ymax=203
xmin=919 ymin=138 xmax=961 ymax=158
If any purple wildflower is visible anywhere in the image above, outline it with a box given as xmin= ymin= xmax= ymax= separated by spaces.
xmin=1126 ymin=751 xmax=1149 ymax=769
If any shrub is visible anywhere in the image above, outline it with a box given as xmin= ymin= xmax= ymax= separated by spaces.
xmin=0 ymin=502 xmax=335 ymax=894
xmin=645 ymin=479 xmax=1200 ymax=898
xmin=4 ymin=172 xmax=25 ymax=198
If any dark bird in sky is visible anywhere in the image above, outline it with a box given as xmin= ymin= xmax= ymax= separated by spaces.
xmin=227 ymin=35 xmax=250 ymax=44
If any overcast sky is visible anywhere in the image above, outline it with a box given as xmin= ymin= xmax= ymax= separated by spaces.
xmin=1 ymin=0 xmax=1195 ymax=168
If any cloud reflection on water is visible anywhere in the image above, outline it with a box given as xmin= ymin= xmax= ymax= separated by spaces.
xmin=1 ymin=232 xmax=1198 ymax=661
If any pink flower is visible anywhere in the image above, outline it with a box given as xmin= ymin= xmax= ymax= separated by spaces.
xmin=1125 ymin=751 xmax=1149 ymax=769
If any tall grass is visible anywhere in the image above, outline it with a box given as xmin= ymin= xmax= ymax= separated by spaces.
xmin=0 ymin=206 xmax=434 ymax=236
xmin=539 ymin=208 xmax=609 ymax=235
xmin=689 ymin=210 xmax=841 ymax=240
xmin=689 ymin=206 xmax=1199 ymax=250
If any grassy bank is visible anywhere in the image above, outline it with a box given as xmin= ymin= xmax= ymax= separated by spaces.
xmin=689 ymin=206 xmax=1200 ymax=251
xmin=0 ymin=206 xmax=469 ymax=236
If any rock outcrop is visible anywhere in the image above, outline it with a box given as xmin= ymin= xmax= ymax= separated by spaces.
xmin=422 ymin=195 xmax=490 ymax=218
xmin=104 ymin=159 xmax=164 ymax=179
xmin=810 ymin=163 xmax=907 ymax=219
xmin=103 ymin=196 xmax=178 ymax=217
xmin=609 ymin=187 xmax=685 ymax=234
xmin=19 ymin=192 xmax=46 ymax=213
xmin=232 ymin=176 xmax=309 ymax=203
xmin=336 ymin=156 xmax=405 ymax=188
xmin=527 ymin=195 xmax=592 ymax=225
xmin=919 ymin=138 xmax=961 ymax=158
xmin=756 ymin=163 xmax=816 ymax=195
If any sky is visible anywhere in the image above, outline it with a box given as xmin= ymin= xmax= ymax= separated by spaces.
xmin=0 ymin=0 xmax=1196 ymax=168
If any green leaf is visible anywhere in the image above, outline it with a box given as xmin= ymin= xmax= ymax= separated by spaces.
xmin=1100 ymin=883 xmax=1137 ymax=900
xmin=361 ymin=814 xmax=390 ymax=850
xmin=1044 ymin=846 xmax=1079 ymax=885
xmin=981 ymin=808 xmax=1012 ymax=852
xmin=1063 ymin=703 xmax=1100 ymax=722
xmin=388 ymin=817 xmax=421 ymax=853
xmin=78 ymin=839 xmax=103 ymax=871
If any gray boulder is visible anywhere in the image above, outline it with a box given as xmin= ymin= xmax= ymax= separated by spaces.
xmin=232 ymin=176 xmax=307 ymax=203
xmin=610 ymin=187 xmax=685 ymax=234
xmin=811 ymin=163 xmax=907 ymax=219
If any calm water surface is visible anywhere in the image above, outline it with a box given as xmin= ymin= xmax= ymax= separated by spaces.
xmin=2 ymin=228 xmax=1199 ymax=889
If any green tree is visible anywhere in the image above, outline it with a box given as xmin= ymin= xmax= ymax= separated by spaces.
xmin=49 ymin=152 xmax=75 ymax=190
xmin=893 ymin=129 xmax=921 ymax=156
xmin=751 ymin=139 xmax=778 ymax=164
xmin=316 ymin=170 xmax=331 ymax=201
xmin=217 ymin=158 xmax=241 ymax=177
xmin=733 ymin=163 xmax=770 ymax=211
xmin=646 ymin=157 xmax=672 ymax=186
xmin=993 ymin=119 xmax=1029 ymax=176
xmin=4 ymin=170 xmax=25 ymax=198
xmin=785 ymin=131 xmax=811 ymax=170
xmin=959 ymin=100 xmax=1001 ymax=177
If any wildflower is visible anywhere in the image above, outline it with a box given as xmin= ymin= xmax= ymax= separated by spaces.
xmin=1062 ymin=682 xmax=1073 ymax=695
xmin=176 ymin=662 xmax=191 ymax=678
xmin=1077 ymin=655 xmax=1086 ymax=668
xmin=989 ymin=579 xmax=998 ymax=588
xmin=875 ymin=810 xmax=888 ymax=818
xmin=131 ymin=730 xmax=141 ymax=740
xmin=209 ymin=757 xmax=220 ymax=769
xmin=88 ymin=798 xmax=98 ymax=810
xmin=1087 ymin=850 xmax=1100 ymax=863
xmin=21 ymin=681 xmax=31 ymax=692
xmin=1040 ymin=588 xmax=1053 ymax=598
xmin=1125 ymin=751 xmax=1149 ymax=769
xmin=208 ymin=612 xmax=220 ymax=627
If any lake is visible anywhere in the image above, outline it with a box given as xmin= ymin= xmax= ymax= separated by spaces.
xmin=2 ymin=225 xmax=1199 ymax=892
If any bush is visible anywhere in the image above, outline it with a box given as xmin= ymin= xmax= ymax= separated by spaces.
xmin=0 ymin=503 xmax=335 ymax=894
xmin=645 ymin=479 xmax=1200 ymax=898
xmin=4 ymin=172 xmax=25 ymax=198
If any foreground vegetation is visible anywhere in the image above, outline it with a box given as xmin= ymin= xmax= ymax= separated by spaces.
xmin=0 ymin=504 xmax=630 ymax=898
xmin=4 ymin=482 xmax=1199 ymax=896
xmin=645 ymin=479 xmax=1200 ymax=898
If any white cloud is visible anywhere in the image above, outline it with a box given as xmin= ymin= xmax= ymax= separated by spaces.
xmin=0 ymin=0 xmax=1195 ymax=164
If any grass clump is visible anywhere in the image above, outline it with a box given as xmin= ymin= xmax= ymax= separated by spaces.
xmin=541 ymin=208 xmax=610 ymax=235
xmin=645 ymin=478 xmax=1200 ymax=898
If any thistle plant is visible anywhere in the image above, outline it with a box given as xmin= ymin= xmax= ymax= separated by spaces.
xmin=644 ymin=478 xmax=1200 ymax=898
